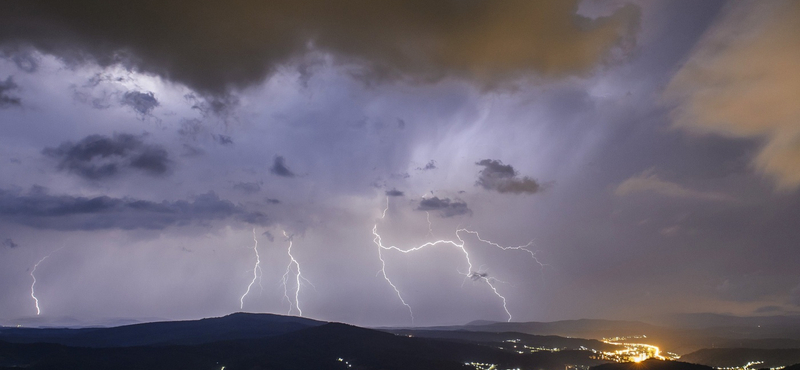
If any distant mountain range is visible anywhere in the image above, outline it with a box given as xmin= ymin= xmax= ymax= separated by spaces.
xmin=2 ymin=313 xmax=799 ymax=370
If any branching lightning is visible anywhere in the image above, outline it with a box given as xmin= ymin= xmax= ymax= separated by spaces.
xmin=240 ymin=228 xmax=262 ymax=310
xmin=30 ymin=247 xmax=63 ymax=315
xmin=280 ymin=231 xmax=311 ymax=316
xmin=373 ymin=197 xmax=542 ymax=323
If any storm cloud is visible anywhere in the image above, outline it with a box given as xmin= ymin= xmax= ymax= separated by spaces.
xmin=270 ymin=156 xmax=295 ymax=178
xmin=0 ymin=187 xmax=268 ymax=230
xmin=475 ymin=159 xmax=542 ymax=195
xmin=120 ymin=90 xmax=159 ymax=117
xmin=665 ymin=1 xmax=800 ymax=189
xmin=1 ymin=238 xmax=18 ymax=248
xmin=42 ymin=133 xmax=170 ymax=180
xmin=0 ymin=0 xmax=639 ymax=94
xmin=385 ymin=189 xmax=404 ymax=197
xmin=0 ymin=76 xmax=20 ymax=108
xmin=416 ymin=196 xmax=471 ymax=218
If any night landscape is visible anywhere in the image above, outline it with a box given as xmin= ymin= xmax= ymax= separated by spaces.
xmin=1 ymin=1 xmax=799 ymax=369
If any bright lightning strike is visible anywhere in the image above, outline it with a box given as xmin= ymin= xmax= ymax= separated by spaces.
xmin=373 ymin=197 xmax=542 ymax=323
xmin=280 ymin=231 xmax=311 ymax=316
xmin=30 ymin=247 xmax=63 ymax=316
xmin=240 ymin=229 xmax=262 ymax=310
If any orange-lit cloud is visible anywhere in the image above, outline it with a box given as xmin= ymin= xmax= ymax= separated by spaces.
xmin=664 ymin=1 xmax=800 ymax=189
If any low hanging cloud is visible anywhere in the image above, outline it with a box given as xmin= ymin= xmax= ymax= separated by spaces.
xmin=2 ymin=238 xmax=18 ymax=248
xmin=0 ymin=76 xmax=21 ymax=108
xmin=385 ymin=189 xmax=404 ymax=197
xmin=120 ymin=90 xmax=159 ymax=117
xmin=0 ymin=187 xmax=269 ymax=231
xmin=270 ymin=156 xmax=295 ymax=178
xmin=475 ymin=159 xmax=542 ymax=194
xmin=416 ymin=196 xmax=471 ymax=218
xmin=664 ymin=1 xmax=800 ymax=190
xmin=615 ymin=169 xmax=731 ymax=201
xmin=416 ymin=160 xmax=437 ymax=171
xmin=43 ymin=133 xmax=170 ymax=180
xmin=0 ymin=1 xmax=639 ymax=95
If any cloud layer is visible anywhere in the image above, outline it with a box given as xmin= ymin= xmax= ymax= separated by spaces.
xmin=0 ymin=187 xmax=268 ymax=230
xmin=665 ymin=1 xmax=800 ymax=189
xmin=43 ymin=133 xmax=170 ymax=180
xmin=475 ymin=159 xmax=542 ymax=194
xmin=0 ymin=0 xmax=639 ymax=94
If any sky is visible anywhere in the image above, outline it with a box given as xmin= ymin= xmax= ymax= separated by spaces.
xmin=1 ymin=0 xmax=799 ymax=327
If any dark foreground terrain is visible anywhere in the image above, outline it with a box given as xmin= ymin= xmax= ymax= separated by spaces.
xmin=2 ymin=313 xmax=799 ymax=370
xmin=0 ymin=313 xmax=604 ymax=370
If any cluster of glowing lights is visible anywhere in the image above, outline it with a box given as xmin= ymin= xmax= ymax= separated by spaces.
xmin=373 ymin=197 xmax=543 ymax=324
xmin=594 ymin=336 xmax=677 ymax=363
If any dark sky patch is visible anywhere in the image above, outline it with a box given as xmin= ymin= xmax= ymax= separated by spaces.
xmin=265 ymin=198 xmax=281 ymax=204
xmin=42 ymin=133 xmax=170 ymax=180
xmin=475 ymin=159 xmax=542 ymax=195
xmin=416 ymin=196 xmax=471 ymax=218
xmin=270 ymin=156 xmax=295 ymax=178
xmin=0 ymin=187 xmax=269 ymax=230
xmin=262 ymin=231 xmax=275 ymax=242
xmin=0 ymin=76 xmax=21 ymax=108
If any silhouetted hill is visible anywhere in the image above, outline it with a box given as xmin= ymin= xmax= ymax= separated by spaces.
xmin=680 ymin=348 xmax=800 ymax=368
xmin=0 ymin=312 xmax=324 ymax=347
xmin=590 ymin=358 xmax=713 ymax=370
xmin=0 ymin=319 xmax=609 ymax=370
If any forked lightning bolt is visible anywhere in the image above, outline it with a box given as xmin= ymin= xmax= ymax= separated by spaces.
xmin=30 ymin=247 xmax=63 ymax=315
xmin=280 ymin=231 xmax=311 ymax=316
xmin=373 ymin=197 xmax=542 ymax=323
xmin=240 ymin=229 xmax=262 ymax=309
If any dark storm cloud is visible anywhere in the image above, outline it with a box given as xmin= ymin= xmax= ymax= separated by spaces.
xmin=1 ymin=47 xmax=39 ymax=72
xmin=475 ymin=159 xmax=542 ymax=194
xmin=0 ymin=0 xmax=639 ymax=95
xmin=42 ymin=133 xmax=170 ymax=180
xmin=120 ymin=90 xmax=159 ymax=117
xmin=213 ymin=134 xmax=234 ymax=146
xmin=416 ymin=160 xmax=437 ymax=171
xmin=2 ymin=238 xmax=19 ymax=248
xmin=232 ymin=181 xmax=261 ymax=194
xmin=0 ymin=76 xmax=21 ymax=108
xmin=416 ymin=196 xmax=471 ymax=218
xmin=385 ymin=189 xmax=404 ymax=197
xmin=265 ymin=198 xmax=280 ymax=204
xmin=262 ymin=231 xmax=275 ymax=242
xmin=270 ymin=156 xmax=295 ymax=178
xmin=0 ymin=187 xmax=269 ymax=230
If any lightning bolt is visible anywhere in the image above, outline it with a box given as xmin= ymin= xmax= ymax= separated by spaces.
xmin=280 ymin=231 xmax=311 ymax=316
xmin=240 ymin=228 xmax=261 ymax=310
xmin=30 ymin=247 xmax=63 ymax=315
xmin=373 ymin=197 xmax=542 ymax=323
